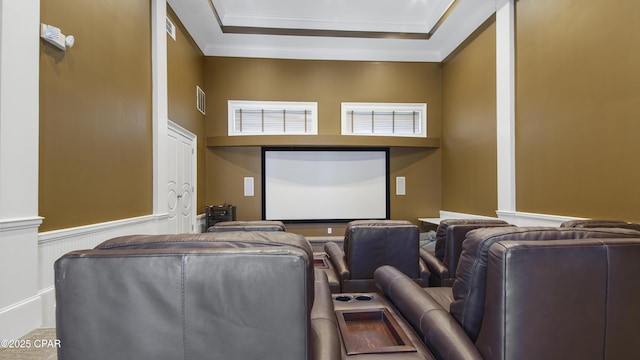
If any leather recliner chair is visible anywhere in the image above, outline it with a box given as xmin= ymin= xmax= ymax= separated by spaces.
xmin=324 ymin=220 xmax=430 ymax=293
xmin=560 ymin=218 xmax=640 ymax=231
xmin=207 ymin=220 xmax=287 ymax=232
xmin=420 ymin=219 xmax=512 ymax=286
xmin=374 ymin=226 xmax=640 ymax=360
xmin=55 ymin=231 xmax=340 ymax=360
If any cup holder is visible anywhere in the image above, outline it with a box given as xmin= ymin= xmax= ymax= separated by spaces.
xmin=334 ymin=294 xmax=374 ymax=302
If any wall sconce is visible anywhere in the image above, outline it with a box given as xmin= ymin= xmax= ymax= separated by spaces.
xmin=41 ymin=24 xmax=75 ymax=51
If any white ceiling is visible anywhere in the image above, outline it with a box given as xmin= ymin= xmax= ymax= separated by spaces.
xmin=168 ymin=0 xmax=497 ymax=62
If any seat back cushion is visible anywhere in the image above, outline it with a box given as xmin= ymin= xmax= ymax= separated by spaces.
xmin=434 ymin=219 xmax=509 ymax=261
xmin=56 ymin=247 xmax=311 ymax=360
xmin=344 ymin=220 xmax=419 ymax=279
xmin=443 ymin=223 xmax=514 ymax=275
xmin=475 ymin=238 xmax=640 ymax=360
xmin=96 ymin=231 xmax=314 ymax=310
xmin=559 ymin=219 xmax=628 ymax=228
xmin=450 ymin=226 xmax=640 ymax=341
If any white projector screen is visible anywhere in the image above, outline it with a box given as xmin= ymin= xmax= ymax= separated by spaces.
xmin=262 ymin=148 xmax=389 ymax=222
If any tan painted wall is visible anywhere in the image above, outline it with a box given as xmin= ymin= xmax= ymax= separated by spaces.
xmin=39 ymin=0 xmax=152 ymax=231
xmin=516 ymin=0 xmax=640 ymax=221
xmin=167 ymin=6 xmax=207 ymax=213
xmin=204 ymin=58 xmax=442 ymax=233
xmin=441 ymin=21 xmax=498 ymax=217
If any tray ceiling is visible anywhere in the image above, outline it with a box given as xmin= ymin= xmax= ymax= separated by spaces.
xmin=168 ymin=0 xmax=497 ymax=62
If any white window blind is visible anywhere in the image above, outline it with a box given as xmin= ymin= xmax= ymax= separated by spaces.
xmin=341 ymin=103 xmax=427 ymax=138
xmin=228 ymin=100 xmax=318 ymax=136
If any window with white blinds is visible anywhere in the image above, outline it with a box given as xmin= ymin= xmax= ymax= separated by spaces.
xmin=341 ymin=103 xmax=427 ymax=138
xmin=228 ymin=100 xmax=318 ymax=136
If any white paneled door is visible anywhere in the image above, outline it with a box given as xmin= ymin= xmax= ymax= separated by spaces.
xmin=167 ymin=122 xmax=196 ymax=233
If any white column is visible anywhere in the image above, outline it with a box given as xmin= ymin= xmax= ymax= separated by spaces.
xmin=0 ymin=0 xmax=43 ymax=339
xmin=152 ymin=0 xmax=169 ymax=230
xmin=495 ymin=0 xmax=517 ymax=221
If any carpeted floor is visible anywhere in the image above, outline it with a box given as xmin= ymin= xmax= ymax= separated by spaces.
xmin=0 ymin=328 xmax=57 ymax=360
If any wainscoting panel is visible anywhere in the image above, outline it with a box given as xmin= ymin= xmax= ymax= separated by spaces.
xmin=0 ymin=217 xmax=42 ymax=340
xmin=37 ymin=214 xmax=171 ymax=326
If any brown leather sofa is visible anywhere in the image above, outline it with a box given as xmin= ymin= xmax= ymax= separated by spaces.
xmin=55 ymin=231 xmax=339 ymax=360
xmin=420 ymin=219 xmax=512 ymax=286
xmin=374 ymin=226 xmax=640 ymax=360
xmin=324 ymin=220 xmax=430 ymax=293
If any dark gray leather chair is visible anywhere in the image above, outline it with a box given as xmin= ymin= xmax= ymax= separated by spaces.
xmin=55 ymin=231 xmax=339 ymax=360
xmin=207 ymin=220 xmax=286 ymax=232
xmin=560 ymin=219 xmax=640 ymax=231
xmin=324 ymin=220 xmax=429 ymax=293
xmin=419 ymin=219 xmax=512 ymax=286
xmin=375 ymin=226 xmax=640 ymax=360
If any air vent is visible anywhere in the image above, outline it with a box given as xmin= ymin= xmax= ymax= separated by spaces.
xmin=196 ymin=86 xmax=206 ymax=115
xmin=166 ymin=17 xmax=176 ymax=40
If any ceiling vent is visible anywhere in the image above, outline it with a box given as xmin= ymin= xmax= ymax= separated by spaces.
xmin=196 ymin=86 xmax=206 ymax=115
xmin=166 ymin=17 xmax=176 ymax=40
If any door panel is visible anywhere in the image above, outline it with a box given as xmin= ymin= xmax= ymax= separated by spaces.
xmin=167 ymin=125 xmax=195 ymax=233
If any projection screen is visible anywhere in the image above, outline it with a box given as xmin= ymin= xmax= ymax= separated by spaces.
xmin=262 ymin=148 xmax=389 ymax=222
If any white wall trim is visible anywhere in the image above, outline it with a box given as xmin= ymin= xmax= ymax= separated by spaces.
xmin=38 ymin=286 xmax=56 ymax=329
xmin=168 ymin=119 xmax=196 ymax=141
xmin=495 ymin=0 xmax=516 ymax=213
xmin=0 ymin=0 xmax=42 ymax=341
xmin=436 ymin=210 xmax=585 ymax=228
xmin=0 ymin=294 xmax=42 ymax=340
xmin=37 ymin=214 xmax=172 ymax=328
xmin=38 ymin=215 xmax=162 ymax=244
xmin=0 ymin=217 xmax=43 ymax=232
xmin=152 ymin=0 xmax=169 ymax=216
xmin=168 ymin=119 xmax=198 ymax=233
xmin=439 ymin=210 xmax=500 ymax=220
xmin=496 ymin=210 xmax=586 ymax=227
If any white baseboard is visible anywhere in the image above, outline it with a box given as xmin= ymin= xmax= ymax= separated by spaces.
xmin=0 ymin=295 xmax=42 ymax=340
xmin=39 ymin=286 xmax=56 ymax=328
xmin=0 ymin=217 xmax=42 ymax=340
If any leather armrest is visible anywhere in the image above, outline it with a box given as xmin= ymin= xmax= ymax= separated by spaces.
xmin=324 ymin=242 xmax=350 ymax=281
xmin=375 ymin=265 xmax=482 ymax=360
xmin=418 ymin=257 xmax=431 ymax=280
xmin=420 ymin=248 xmax=449 ymax=285
xmin=311 ymin=269 xmax=341 ymax=360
